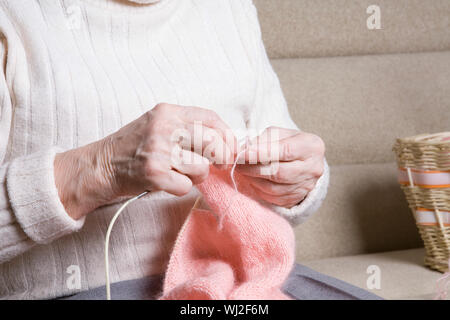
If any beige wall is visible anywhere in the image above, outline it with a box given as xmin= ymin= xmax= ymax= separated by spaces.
xmin=255 ymin=0 xmax=450 ymax=58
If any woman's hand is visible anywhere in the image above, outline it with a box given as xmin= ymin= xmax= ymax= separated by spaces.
xmin=54 ymin=103 xmax=236 ymax=220
xmin=236 ymin=127 xmax=325 ymax=208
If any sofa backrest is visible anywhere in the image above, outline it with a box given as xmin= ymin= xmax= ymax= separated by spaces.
xmin=254 ymin=0 xmax=450 ymax=260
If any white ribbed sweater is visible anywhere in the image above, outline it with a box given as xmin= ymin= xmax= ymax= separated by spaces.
xmin=0 ymin=0 xmax=329 ymax=299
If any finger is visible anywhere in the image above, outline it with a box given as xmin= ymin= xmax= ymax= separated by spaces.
xmin=246 ymin=173 xmax=317 ymax=203
xmin=179 ymin=105 xmax=231 ymax=141
xmin=149 ymin=169 xmax=193 ymax=197
xmin=247 ymin=176 xmax=301 ymax=196
xmin=236 ymin=160 xmax=305 ymax=183
xmin=238 ymin=158 xmax=324 ymax=183
xmin=250 ymin=185 xmax=308 ymax=208
xmin=171 ymin=148 xmax=210 ymax=184
xmin=181 ymin=105 xmax=238 ymax=162
xmin=149 ymin=103 xmax=238 ymax=160
xmin=249 ymin=126 xmax=299 ymax=144
xmin=157 ymin=103 xmax=238 ymax=164
xmin=243 ymin=127 xmax=298 ymax=163
xmin=178 ymin=122 xmax=235 ymax=165
xmin=244 ymin=131 xmax=322 ymax=163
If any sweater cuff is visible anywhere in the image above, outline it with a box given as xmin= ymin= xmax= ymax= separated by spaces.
xmin=6 ymin=147 xmax=85 ymax=244
xmin=269 ymin=159 xmax=330 ymax=226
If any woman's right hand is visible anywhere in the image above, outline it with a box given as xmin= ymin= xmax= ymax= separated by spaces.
xmin=54 ymin=103 xmax=236 ymax=220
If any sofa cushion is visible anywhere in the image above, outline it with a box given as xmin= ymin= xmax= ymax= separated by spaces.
xmin=254 ymin=0 xmax=450 ymax=59
xmin=272 ymin=51 xmax=450 ymax=165
xmin=294 ymin=162 xmax=422 ymax=261
xmin=300 ymin=248 xmax=443 ymax=299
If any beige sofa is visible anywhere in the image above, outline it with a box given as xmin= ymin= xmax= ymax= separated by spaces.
xmin=253 ymin=0 xmax=450 ymax=299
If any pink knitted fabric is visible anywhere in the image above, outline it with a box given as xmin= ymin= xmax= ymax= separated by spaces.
xmin=160 ymin=166 xmax=295 ymax=300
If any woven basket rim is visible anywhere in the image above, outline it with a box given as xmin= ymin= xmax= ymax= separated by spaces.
xmin=396 ymin=132 xmax=450 ymax=145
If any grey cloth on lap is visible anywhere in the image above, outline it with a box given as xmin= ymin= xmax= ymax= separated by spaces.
xmin=283 ymin=264 xmax=382 ymax=300
xmin=60 ymin=264 xmax=382 ymax=300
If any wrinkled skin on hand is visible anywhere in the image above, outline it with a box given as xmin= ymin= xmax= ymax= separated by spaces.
xmin=54 ymin=103 xmax=236 ymax=220
xmin=237 ymin=127 xmax=325 ymax=208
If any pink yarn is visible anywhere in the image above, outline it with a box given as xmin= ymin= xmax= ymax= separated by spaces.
xmin=160 ymin=166 xmax=295 ymax=300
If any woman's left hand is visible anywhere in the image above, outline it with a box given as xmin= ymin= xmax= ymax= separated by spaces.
xmin=236 ymin=127 xmax=325 ymax=208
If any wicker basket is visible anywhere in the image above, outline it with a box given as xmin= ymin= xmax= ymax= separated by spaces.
xmin=393 ymin=132 xmax=450 ymax=273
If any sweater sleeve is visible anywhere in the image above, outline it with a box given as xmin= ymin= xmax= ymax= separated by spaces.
xmin=239 ymin=1 xmax=330 ymax=226
xmin=0 ymin=30 xmax=84 ymax=264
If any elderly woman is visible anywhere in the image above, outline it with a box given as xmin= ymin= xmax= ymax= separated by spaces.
xmin=0 ymin=0 xmax=378 ymax=300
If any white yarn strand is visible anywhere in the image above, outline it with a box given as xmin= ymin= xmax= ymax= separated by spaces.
xmin=215 ymin=144 xmax=249 ymax=230
xmin=230 ymin=148 xmax=246 ymax=192
xmin=105 ymin=191 xmax=149 ymax=300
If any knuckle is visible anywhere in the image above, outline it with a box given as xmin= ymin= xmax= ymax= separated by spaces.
xmin=282 ymin=142 xmax=295 ymax=160
xmin=143 ymin=110 xmax=154 ymax=125
xmin=309 ymin=134 xmax=325 ymax=155
xmin=154 ymin=102 xmax=169 ymax=111
xmin=144 ymin=160 xmax=165 ymax=179
xmin=153 ymin=103 xmax=173 ymax=117
xmin=312 ymin=162 xmax=324 ymax=178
